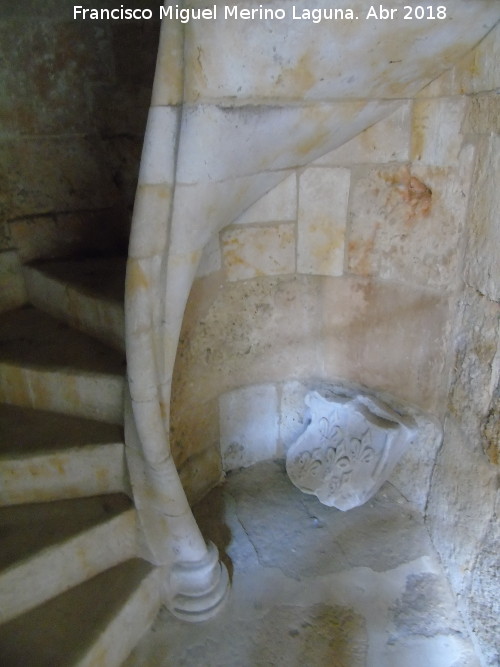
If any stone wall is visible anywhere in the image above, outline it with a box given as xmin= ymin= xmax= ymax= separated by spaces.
xmin=171 ymin=66 xmax=474 ymax=494
xmin=421 ymin=26 xmax=500 ymax=666
xmin=0 ymin=1 xmax=159 ymax=310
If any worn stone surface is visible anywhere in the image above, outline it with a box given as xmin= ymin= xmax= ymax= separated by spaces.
xmin=468 ymin=497 xmax=500 ymax=667
xmin=234 ymin=173 xmax=297 ymax=225
xmin=314 ymin=103 xmax=411 ymax=166
xmin=464 ymin=134 xmax=500 ymax=302
xmin=0 ymin=137 xmax=118 ymax=221
xmin=318 ymin=276 xmax=450 ymax=413
xmin=174 ymin=275 xmax=323 ymax=409
xmin=347 ymin=158 xmax=472 ymax=289
xmin=297 ymin=167 xmax=349 ymax=277
xmin=219 ymin=384 xmax=279 ymax=470
xmin=286 ymin=389 xmax=417 ymax=510
xmin=196 ymin=234 xmax=222 ymax=278
xmin=125 ymin=461 xmax=479 ymax=667
xmin=426 ymin=287 xmax=499 ymax=665
xmin=411 ymin=98 xmax=467 ymax=166
xmin=0 ymin=7 xmax=159 ymax=258
xmin=183 ymin=1 xmax=499 ymax=102
xmin=221 ymin=223 xmax=295 ymax=281
xmin=418 ymin=21 xmax=500 ymax=97
xmin=8 ymin=210 xmax=127 ymax=262
xmin=175 ymin=274 xmax=450 ymax=419
xmin=0 ymin=250 xmax=27 ymax=314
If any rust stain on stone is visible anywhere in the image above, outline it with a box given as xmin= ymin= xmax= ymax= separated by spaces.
xmin=348 ymin=223 xmax=380 ymax=276
xmin=278 ymin=51 xmax=316 ymax=95
xmin=383 ymin=166 xmax=432 ymax=222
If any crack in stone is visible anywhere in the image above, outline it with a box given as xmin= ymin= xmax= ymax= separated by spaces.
xmin=225 ymin=489 xmax=263 ymax=565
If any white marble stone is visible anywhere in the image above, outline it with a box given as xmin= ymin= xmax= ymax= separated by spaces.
xmin=412 ymin=98 xmax=467 ymax=166
xmin=169 ymin=171 xmax=292 ymax=255
xmin=313 ymin=103 xmax=411 ymax=166
xmin=234 ymin=173 xmax=297 ymax=225
xmin=138 ymin=106 xmax=178 ymax=186
xmin=286 ymin=388 xmax=416 ymax=510
xmin=175 ymin=102 xmax=399 ymax=184
xmin=183 ymin=0 xmax=499 ymax=102
xmin=195 ymin=233 xmax=222 ymax=278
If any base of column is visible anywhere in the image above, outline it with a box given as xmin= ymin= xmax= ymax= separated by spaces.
xmin=166 ymin=541 xmax=230 ymax=622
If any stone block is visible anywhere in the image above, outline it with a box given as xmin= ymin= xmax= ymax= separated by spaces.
xmin=314 ymin=103 xmax=411 ymax=166
xmin=279 ymin=380 xmax=310 ymax=452
xmin=129 ymin=184 xmax=171 ymax=260
xmin=150 ymin=18 xmax=184 ymax=106
xmin=234 ymin=173 xmax=297 ymax=225
xmin=464 ymin=135 xmax=500 ymax=301
xmin=0 ymin=250 xmax=27 ymax=313
xmin=183 ymin=6 xmax=498 ymax=102
xmin=138 ymin=106 xmax=178 ymax=186
xmin=318 ymin=276 xmax=450 ymax=414
xmin=411 ymin=98 xmax=467 ymax=166
xmin=175 ymin=102 xmax=398 ymax=184
xmin=221 ymin=223 xmax=295 ymax=281
xmin=173 ymin=275 xmax=323 ymax=409
xmin=0 ymin=19 xmax=112 ymax=136
xmin=219 ymin=384 xmax=279 ymax=470
xmin=0 ymin=137 xmax=118 ymax=221
xmin=463 ymin=93 xmax=500 ymax=136
xmin=169 ymin=171 xmax=290 ymax=255
xmin=298 ymin=167 xmax=349 ymax=276
xmin=9 ymin=210 xmax=126 ymax=263
xmin=347 ymin=152 xmax=474 ymax=288
xmin=418 ymin=22 xmax=500 ymax=97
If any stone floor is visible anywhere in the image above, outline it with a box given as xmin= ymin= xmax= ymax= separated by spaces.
xmin=125 ymin=460 xmax=479 ymax=667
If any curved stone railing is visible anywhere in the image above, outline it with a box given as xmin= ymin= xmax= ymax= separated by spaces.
xmin=124 ymin=1 xmax=499 ymax=620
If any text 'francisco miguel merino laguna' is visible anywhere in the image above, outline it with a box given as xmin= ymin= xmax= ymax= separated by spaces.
xmin=73 ymin=5 xmax=406 ymax=23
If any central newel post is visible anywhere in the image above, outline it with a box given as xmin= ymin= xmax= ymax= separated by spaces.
xmin=124 ymin=3 xmax=229 ymax=621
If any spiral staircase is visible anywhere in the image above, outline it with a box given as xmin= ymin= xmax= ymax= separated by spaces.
xmin=0 ymin=256 xmax=162 ymax=666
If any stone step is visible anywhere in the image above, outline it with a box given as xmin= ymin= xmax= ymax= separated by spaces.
xmin=0 ymin=494 xmax=137 ymax=624
xmin=0 ymin=404 xmax=129 ymax=506
xmin=23 ymin=257 xmax=126 ymax=351
xmin=0 ymin=558 xmax=161 ymax=667
xmin=0 ymin=306 xmax=125 ymax=424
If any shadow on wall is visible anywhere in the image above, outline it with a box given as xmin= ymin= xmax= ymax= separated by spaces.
xmin=0 ymin=6 xmax=160 ymax=260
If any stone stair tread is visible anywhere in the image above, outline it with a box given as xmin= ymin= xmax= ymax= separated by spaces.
xmin=0 ymin=558 xmax=158 ymax=667
xmin=0 ymin=493 xmax=132 ymax=573
xmin=0 ymin=306 xmax=125 ymax=375
xmin=0 ymin=403 xmax=123 ymax=457
xmin=27 ymin=256 xmax=126 ymax=304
